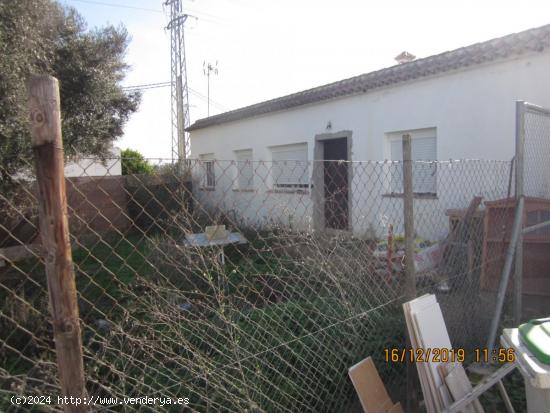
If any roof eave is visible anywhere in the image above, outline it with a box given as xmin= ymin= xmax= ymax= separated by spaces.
xmin=186 ymin=23 xmax=550 ymax=132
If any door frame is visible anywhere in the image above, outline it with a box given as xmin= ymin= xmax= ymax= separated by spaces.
xmin=312 ymin=130 xmax=353 ymax=233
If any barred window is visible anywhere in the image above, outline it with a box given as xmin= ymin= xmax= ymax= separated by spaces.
xmin=199 ymin=153 xmax=216 ymax=188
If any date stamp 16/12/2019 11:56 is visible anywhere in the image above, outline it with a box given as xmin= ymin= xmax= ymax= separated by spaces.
xmin=383 ymin=347 xmax=516 ymax=364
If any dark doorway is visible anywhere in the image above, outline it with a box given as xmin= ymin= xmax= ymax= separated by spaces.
xmin=323 ymin=138 xmax=349 ymax=230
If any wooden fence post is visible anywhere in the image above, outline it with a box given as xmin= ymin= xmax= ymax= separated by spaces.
xmin=403 ymin=133 xmax=419 ymax=412
xmin=29 ymin=75 xmax=88 ymax=412
xmin=402 ymin=133 xmax=416 ymax=299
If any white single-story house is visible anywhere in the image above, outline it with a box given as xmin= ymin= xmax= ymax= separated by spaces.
xmin=187 ymin=24 xmax=550 ymax=239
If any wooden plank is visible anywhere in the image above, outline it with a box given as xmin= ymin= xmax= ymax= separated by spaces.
xmin=408 ymin=295 xmax=456 ymax=412
xmin=386 ymin=402 xmax=405 ymax=413
xmin=406 ymin=295 xmax=487 ymax=413
xmin=348 ymin=357 xmax=393 ymax=413
xmin=404 ymin=299 xmax=437 ymax=413
xmin=444 ymin=365 xmax=477 ymax=413
xmin=443 ymin=362 xmax=483 ymax=413
xmin=448 ymin=196 xmax=483 ymax=244
xmin=437 ymin=365 xmax=459 ymax=411
xmin=411 ymin=301 xmax=446 ymax=411
xmin=403 ymin=299 xmax=437 ymax=413
xmin=438 ymin=382 xmax=454 ymax=407
xmin=441 ymin=196 xmax=483 ymax=279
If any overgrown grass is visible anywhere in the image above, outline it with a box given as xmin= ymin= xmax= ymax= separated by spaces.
xmin=73 ymin=234 xmax=153 ymax=304
xmin=2 ymin=231 xmax=408 ymax=412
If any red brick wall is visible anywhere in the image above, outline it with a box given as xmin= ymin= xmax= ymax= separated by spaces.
xmin=1 ymin=176 xmax=131 ymax=249
xmin=65 ymin=175 xmax=131 ymax=238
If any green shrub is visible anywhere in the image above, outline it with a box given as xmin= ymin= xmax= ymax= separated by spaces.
xmin=121 ymin=148 xmax=154 ymax=175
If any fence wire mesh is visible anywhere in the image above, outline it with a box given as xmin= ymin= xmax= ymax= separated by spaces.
xmin=512 ymin=101 xmax=550 ymax=331
xmin=522 ymin=103 xmax=550 ymax=199
xmin=0 ymin=153 xmax=532 ymax=412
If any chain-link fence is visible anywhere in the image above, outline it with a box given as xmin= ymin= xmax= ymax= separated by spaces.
xmin=507 ymin=101 xmax=550 ymax=332
xmin=521 ymin=102 xmax=550 ymax=199
xmin=0 ymin=151 xmax=529 ymax=411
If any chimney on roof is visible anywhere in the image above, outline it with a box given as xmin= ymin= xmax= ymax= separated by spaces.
xmin=395 ymin=51 xmax=416 ymax=64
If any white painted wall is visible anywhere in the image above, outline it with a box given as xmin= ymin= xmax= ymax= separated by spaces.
xmin=64 ymin=147 xmax=122 ymax=177
xmin=189 ymin=52 xmax=550 ymax=239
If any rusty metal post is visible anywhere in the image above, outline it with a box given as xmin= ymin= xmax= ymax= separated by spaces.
xmin=514 ymin=101 xmax=525 ymax=325
xmin=486 ymin=196 xmax=525 ymax=352
xmin=28 ymin=75 xmax=88 ymax=412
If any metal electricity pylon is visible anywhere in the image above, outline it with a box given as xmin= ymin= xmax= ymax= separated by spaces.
xmin=165 ymin=0 xmax=191 ymax=161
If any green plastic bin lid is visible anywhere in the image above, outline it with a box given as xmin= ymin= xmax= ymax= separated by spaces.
xmin=519 ymin=317 xmax=550 ymax=366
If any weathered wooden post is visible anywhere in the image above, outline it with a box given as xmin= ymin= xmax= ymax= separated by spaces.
xmin=28 ymin=75 xmax=88 ymax=412
xmin=402 ymin=133 xmax=416 ymax=299
xmin=403 ymin=133 xmax=419 ymax=412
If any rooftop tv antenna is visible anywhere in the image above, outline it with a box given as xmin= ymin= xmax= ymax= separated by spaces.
xmin=203 ymin=60 xmax=218 ymax=117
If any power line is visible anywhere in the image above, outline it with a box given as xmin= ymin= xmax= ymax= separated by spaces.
xmin=124 ymin=85 xmax=171 ymax=91
xmin=65 ymin=0 xmax=163 ymax=13
xmin=183 ymin=6 xmax=226 ymax=23
xmin=189 ymin=87 xmax=228 ymax=111
xmin=121 ymin=81 xmax=230 ymax=111
xmin=190 ymin=95 xmax=227 ymax=112
xmin=122 ymin=81 xmax=172 ymax=90
xmin=66 ymin=0 xmax=226 ymax=25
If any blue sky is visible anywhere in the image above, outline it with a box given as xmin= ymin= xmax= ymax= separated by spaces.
xmin=60 ymin=0 xmax=550 ymax=159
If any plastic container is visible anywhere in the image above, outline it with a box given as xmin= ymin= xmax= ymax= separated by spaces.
xmin=502 ymin=324 xmax=550 ymax=413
